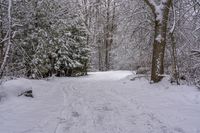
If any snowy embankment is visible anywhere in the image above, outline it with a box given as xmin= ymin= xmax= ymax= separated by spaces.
xmin=0 ymin=71 xmax=200 ymax=133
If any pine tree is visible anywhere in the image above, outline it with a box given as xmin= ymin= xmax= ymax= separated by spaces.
xmin=11 ymin=0 xmax=90 ymax=78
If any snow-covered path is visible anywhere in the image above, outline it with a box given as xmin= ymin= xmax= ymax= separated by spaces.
xmin=0 ymin=71 xmax=200 ymax=133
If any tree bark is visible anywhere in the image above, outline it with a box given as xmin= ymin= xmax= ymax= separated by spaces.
xmin=105 ymin=0 xmax=115 ymax=71
xmin=169 ymin=2 xmax=180 ymax=85
xmin=144 ymin=0 xmax=172 ymax=82
xmin=0 ymin=0 xmax=12 ymax=78
xmin=0 ymin=4 xmax=4 ymax=70
xmin=105 ymin=0 xmax=111 ymax=71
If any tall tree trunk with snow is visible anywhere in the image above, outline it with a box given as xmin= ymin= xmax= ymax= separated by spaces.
xmin=144 ymin=0 xmax=172 ymax=82
xmin=0 ymin=0 xmax=12 ymax=78
xmin=104 ymin=0 xmax=116 ymax=71
xmin=0 ymin=4 xmax=4 ymax=67
xmin=169 ymin=3 xmax=179 ymax=85
xmin=95 ymin=0 xmax=103 ymax=71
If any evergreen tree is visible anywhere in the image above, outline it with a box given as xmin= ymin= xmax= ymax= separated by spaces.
xmin=11 ymin=0 xmax=90 ymax=78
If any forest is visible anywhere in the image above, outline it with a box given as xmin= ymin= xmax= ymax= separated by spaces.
xmin=0 ymin=0 xmax=200 ymax=85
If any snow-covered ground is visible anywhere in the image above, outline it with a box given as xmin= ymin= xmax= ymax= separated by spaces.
xmin=0 ymin=71 xmax=200 ymax=133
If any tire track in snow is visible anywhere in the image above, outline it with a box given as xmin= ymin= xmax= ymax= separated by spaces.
xmin=54 ymin=87 xmax=68 ymax=133
xmin=54 ymin=73 xmax=188 ymax=133
xmin=54 ymin=84 xmax=85 ymax=133
xmin=57 ymin=81 xmax=167 ymax=133
xmin=105 ymin=88 xmax=187 ymax=133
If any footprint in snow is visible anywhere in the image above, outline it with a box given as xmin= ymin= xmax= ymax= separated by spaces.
xmin=72 ymin=111 xmax=80 ymax=117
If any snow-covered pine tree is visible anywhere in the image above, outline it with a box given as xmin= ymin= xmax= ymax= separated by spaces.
xmin=11 ymin=0 xmax=52 ymax=78
xmin=50 ymin=15 xmax=90 ymax=77
xmin=12 ymin=0 xmax=89 ymax=78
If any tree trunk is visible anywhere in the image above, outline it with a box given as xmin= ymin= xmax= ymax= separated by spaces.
xmin=105 ymin=0 xmax=111 ymax=71
xmin=105 ymin=0 xmax=115 ymax=71
xmin=170 ymin=32 xmax=180 ymax=84
xmin=144 ymin=0 xmax=172 ymax=82
xmin=151 ymin=20 xmax=167 ymax=82
xmin=0 ymin=4 xmax=4 ymax=70
xmin=0 ymin=0 xmax=12 ymax=78
xmin=169 ymin=2 xmax=180 ymax=85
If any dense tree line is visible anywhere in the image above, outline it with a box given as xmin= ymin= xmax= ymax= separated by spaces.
xmin=0 ymin=0 xmax=199 ymax=86
xmin=0 ymin=0 xmax=89 ymax=78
